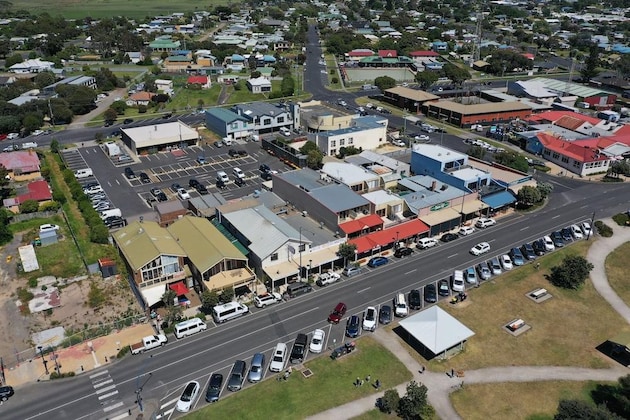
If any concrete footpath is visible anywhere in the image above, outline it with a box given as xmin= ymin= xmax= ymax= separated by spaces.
xmin=309 ymin=220 xmax=630 ymax=420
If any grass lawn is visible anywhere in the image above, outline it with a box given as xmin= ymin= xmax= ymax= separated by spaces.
xmin=11 ymin=0 xmax=230 ymax=19
xmin=351 ymin=409 xmax=397 ymax=419
xmin=407 ymin=240 xmax=630 ymax=371
xmin=605 ymin=242 xmax=630 ymax=307
xmin=450 ymin=380 xmax=606 ymax=420
xmin=184 ymin=336 xmax=412 ymax=420
xmin=168 ymin=85 xmax=222 ymax=111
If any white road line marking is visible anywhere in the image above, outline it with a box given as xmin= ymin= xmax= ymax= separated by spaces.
xmin=357 ymin=287 xmax=371 ymax=293
xmin=405 ymin=269 xmax=417 ymax=275
xmin=447 ymin=254 xmax=458 ymax=258
xmin=520 ymin=226 xmax=529 ymax=231
xmin=98 ymin=390 xmax=119 ymax=400
xmin=89 ymin=370 xmax=108 ymax=379
xmin=102 ymin=402 xmax=125 ymax=413
xmin=93 ymin=379 xmax=113 ymax=388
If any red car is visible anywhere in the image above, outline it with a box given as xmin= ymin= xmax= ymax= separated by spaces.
xmin=327 ymin=302 xmax=347 ymax=324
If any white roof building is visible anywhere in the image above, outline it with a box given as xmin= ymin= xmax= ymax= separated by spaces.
xmin=9 ymin=59 xmax=54 ymax=74
xmin=120 ymin=121 xmax=199 ymax=154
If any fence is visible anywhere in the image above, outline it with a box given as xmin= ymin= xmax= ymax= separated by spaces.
xmin=1 ymin=313 xmax=147 ymax=370
xmin=9 ymin=210 xmax=61 ymax=224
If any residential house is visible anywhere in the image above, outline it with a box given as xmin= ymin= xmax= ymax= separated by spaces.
xmin=204 ymin=107 xmax=251 ymax=139
xmin=149 ymin=35 xmax=181 ymax=52
xmin=224 ymin=54 xmax=246 ymax=72
xmin=126 ymin=91 xmax=156 ymax=107
xmin=309 ymin=115 xmax=388 ymax=156
xmin=431 ymin=41 xmax=448 ymax=52
xmin=9 ymin=59 xmax=54 ymax=74
xmin=346 ymin=49 xmax=375 ymax=61
xmin=2 ymin=180 xmax=52 ymax=213
xmin=187 ymin=75 xmax=211 ymax=89
xmin=126 ymin=51 xmax=144 ymax=64
xmin=246 ymin=76 xmax=272 ymax=93
xmin=231 ymin=102 xmax=296 ymax=135
xmin=155 ymin=79 xmax=174 ymax=95
xmin=195 ymin=49 xmax=217 ymax=67
xmin=0 ymin=150 xmax=41 ymax=181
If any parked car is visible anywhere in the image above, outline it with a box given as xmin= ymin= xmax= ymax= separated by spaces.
xmin=394 ymin=247 xmax=413 ymax=258
xmin=581 ymin=222 xmax=592 ymax=237
xmin=316 ymin=271 xmax=341 ymax=287
xmin=394 ymin=293 xmax=409 ymax=317
xmin=438 ymin=279 xmax=450 ymax=296
xmin=475 ymin=217 xmax=496 ymax=228
xmin=560 ymin=227 xmax=573 ymax=242
xmin=408 ymin=289 xmax=422 ymax=309
xmin=543 ymin=235 xmax=555 ymax=251
xmin=465 ymin=267 xmax=478 ymax=284
xmin=440 ymin=233 xmax=458 ymax=242
xmin=367 ymin=256 xmax=389 ymax=267
xmin=269 ymin=343 xmax=287 ymax=372
xmin=289 ymin=333 xmax=308 ymax=363
xmin=327 ymin=302 xmax=347 ymax=324
xmin=345 ymin=315 xmax=361 ymax=338
xmin=488 ymin=257 xmax=502 ymax=275
xmin=532 ymin=239 xmax=546 ymax=256
xmin=176 ymin=381 xmax=200 ymax=412
xmin=310 ymin=329 xmax=325 ymax=353
xmin=509 ymin=247 xmax=525 ymax=266
xmin=0 ymin=385 xmax=14 ymax=402
xmin=123 ymin=118 xmax=133 ymax=124
xmin=570 ymin=224 xmax=584 ymax=239
xmin=247 ymin=353 xmax=265 ymax=383
xmin=253 ymin=292 xmax=282 ymax=308
xmin=451 ymin=270 xmax=465 ymax=292
xmin=342 ymin=265 xmax=362 ymax=277
xmin=227 ymin=360 xmax=247 ymax=391
xmin=379 ymin=305 xmax=392 ymax=324
xmin=150 ymin=188 xmax=167 ymax=201
xmin=424 ymin=284 xmax=437 ymax=303
xmin=458 ymin=226 xmax=475 ymax=236
xmin=124 ymin=167 xmax=136 ymax=179
xmin=500 ymin=254 xmax=513 ymax=270
xmin=139 ymin=172 xmax=150 ymax=183
xmin=362 ymin=306 xmax=377 ymax=331
xmin=177 ymin=188 xmax=191 ymax=200
xmin=170 ymin=183 xmax=182 ymax=192
xmin=189 ymin=178 xmax=208 ymax=194
xmin=205 ymin=373 xmax=223 ymax=403
xmin=417 ymin=237 xmax=438 ymax=249
xmin=521 ymin=243 xmax=537 ymax=260
xmin=470 ymin=242 xmax=490 ymax=256
xmin=551 ymin=231 xmax=565 ymax=248
xmin=477 ymin=263 xmax=491 ymax=280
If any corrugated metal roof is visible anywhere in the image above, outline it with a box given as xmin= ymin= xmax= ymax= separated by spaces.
xmin=309 ymin=184 xmax=370 ymax=212
xmin=121 ymin=122 xmax=199 ymax=149
xmin=113 ymin=221 xmax=186 ymax=271
xmin=204 ymin=107 xmax=248 ymax=124
xmin=534 ymin=77 xmax=610 ymax=98
xmin=385 ymin=86 xmax=439 ymax=102
xmin=428 ymin=100 xmax=531 ymax=114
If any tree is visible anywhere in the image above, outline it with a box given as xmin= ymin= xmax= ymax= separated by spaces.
xmin=306 ymin=149 xmax=323 ymax=169
xmin=338 ymin=243 xmax=358 ymax=267
xmin=397 ymin=381 xmax=432 ymax=420
xmin=22 ymin=113 xmax=43 ymax=133
xmin=537 ymin=182 xmax=554 ymax=199
xmin=201 ymin=290 xmax=220 ymax=313
xmin=467 ymin=145 xmax=486 ymax=160
xmin=0 ymin=164 xmax=8 ymax=188
xmin=161 ymin=289 xmax=183 ymax=326
xmin=221 ymin=287 xmax=234 ymax=303
xmin=34 ymin=72 xmax=56 ymax=89
xmin=549 ymin=255 xmax=594 ymax=290
xmin=280 ymin=75 xmax=295 ymax=97
xmin=554 ymin=399 xmax=620 ymax=420
xmin=90 ymin=224 xmax=109 ymax=244
xmin=494 ymin=151 xmax=529 ymax=172
xmin=591 ymin=374 xmax=630 ymax=418
xmin=0 ymin=209 xmax=13 ymax=245
xmin=374 ymin=75 xmax=396 ymax=91
xmin=580 ymin=44 xmax=600 ymax=81
xmin=415 ymin=71 xmax=438 ymax=89
xmin=50 ymin=139 xmax=60 ymax=153
xmin=5 ymin=53 xmax=24 ymax=68
xmin=517 ymin=185 xmax=542 ymax=206
xmin=379 ymin=389 xmax=400 ymax=414
xmin=608 ymin=160 xmax=630 ymax=178
xmin=110 ymin=100 xmax=127 ymax=115
xmin=104 ymin=108 xmax=118 ymax=123
xmin=19 ymin=199 xmax=39 ymax=213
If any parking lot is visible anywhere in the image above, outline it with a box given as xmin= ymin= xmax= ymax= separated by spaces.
xmin=71 ymin=139 xmax=288 ymax=220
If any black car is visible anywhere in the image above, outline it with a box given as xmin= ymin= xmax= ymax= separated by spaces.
xmin=259 ymin=163 xmax=271 ymax=173
xmin=237 ymin=150 xmax=248 ymax=157
xmin=379 ymin=305 xmax=392 ymax=324
xmin=123 ymin=118 xmax=133 ymax=124
xmin=438 ymin=279 xmax=450 ymax=296
xmin=0 ymin=385 xmax=14 ymax=401
xmin=234 ymin=176 xmax=244 ymax=186
xmin=139 ymin=172 xmax=150 ymax=183
xmin=561 ymin=227 xmax=573 ymax=242
xmin=124 ymin=167 xmax=135 ymax=179
xmin=189 ymin=178 xmax=208 ymax=194
xmin=440 ymin=233 xmax=458 ymax=242
xmin=162 ymin=112 xmax=173 ymax=119
xmin=171 ymin=183 xmax=182 ymax=192
xmin=424 ymin=284 xmax=437 ymax=303
xmin=408 ymin=289 xmax=422 ymax=309
xmin=521 ymin=243 xmax=537 ymax=260
xmin=394 ymin=247 xmax=413 ymax=258
xmin=216 ymin=179 xmax=226 ymax=189
xmin=205 ymin=373 xmax=223 ymax=403
xmin=532 ymin=239 xmax=546 ymax=256
xmin=261 ymin=172 xmax=272 ymax=181
xmin=551 ymin=231 xmax=565 ymax=247
xmin=228 ymin=149 xmax=239 ymax=157
xmin=345 ymin=315 xmax=361 ymax=338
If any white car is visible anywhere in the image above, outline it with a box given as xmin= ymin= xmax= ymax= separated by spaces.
xmin=570 ymin=224 xmax=583 ymax=239
xmin=581 ymin=222 xmax=592 ymax=237
xmin=470 ymin=242 xmax=491 ymax=256
xmin=253 ymin=292 xmax=282 ymax=308
xmin=39 ymin=224 xmax=60 ymax=233
xmin=176 ymin=381 xmax=200 ymax=413
xmin=414 ymin=135 xmax=430 ymax=141
xmin=309 ymin=329 xmax=325 ymax=353
xmin=176 ymin=188 xmax=191 ymax=200
xmin=458 ymin=226 xmax=475 ymax=236
xmin=500 ymin=254 xmax=513 ymax=271
xmin=543 ymin=235 xmax=555 ymax=251
xmin=417 ymin=237 xmax=438 ymax=249
xmin=475 ymin=218 xmax=496 ymax=229
xmin=316 ymin=271 xmax=341 ymax=287
xmin=362 ymin=306 xmax=377 ymax=331
xmin=269 ymin=342 xmax=287 ymax=372
xmin=392 ymin=139 xmax=406 ymax=147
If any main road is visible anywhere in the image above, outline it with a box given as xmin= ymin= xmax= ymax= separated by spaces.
xmin=5 ymin=24 xmax=628 ymax=420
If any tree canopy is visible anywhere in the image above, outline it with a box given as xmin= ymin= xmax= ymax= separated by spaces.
xmin=549 ymin=255 xmax=594 ymax=290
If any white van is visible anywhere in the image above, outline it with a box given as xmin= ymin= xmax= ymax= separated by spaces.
xmin=174 ymin=318 xmax=207 ymax=339
xmin=74 ymin=168 xmax=93 ymax=179
xmin=212 ymin=302 xmax=249 ymax=324
xmin=394 ymin=293 xmax=409 ymax=317
xmin=100 ymin=208 xmax=122 ymax=220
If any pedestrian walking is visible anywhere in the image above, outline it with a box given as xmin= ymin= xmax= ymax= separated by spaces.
xmin=451 ymin=368 xmax=454 ymax=377
xmin=356 ymin=376 xmax=361 ymax=386
xmin=366 ymin=374 xmax=371 ymax=382
xmin=375 ymin=379 xmax=380 ymax=389
xmin=360 ymin=380 xmax=364 ymax=386
xmin=535 ymin=262 xmax=541 ymax=270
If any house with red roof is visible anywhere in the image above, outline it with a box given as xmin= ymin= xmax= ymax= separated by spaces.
xmin=409 ymin=51 xmax=439 ymax=58
xmin=0 ymin=150 xmax=41 ymax=181
xmin=187 ymin=75 xmax=211 ymax=89
xmin=378 ymin=50 xmax=398 ymax=58
xmin=346 ymin=49 xmax=375 ymax=61
xmin=3 ymin=179 xmax=53 ymax=212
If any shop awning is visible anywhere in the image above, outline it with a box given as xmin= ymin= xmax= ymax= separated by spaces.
xmin=508 ymin=179 xmax=537 ymax=195
xmin=141 ymin=284 xmax=167 ymax=307
xmin=460 ymin=199 xmax=489 ymax=215
xmin=419 ymin=207 xmax=461 ymax=226
xmin=482 ymin=190 xmax=516 ymax=209
xmin=349 ymin=219 xmax=430 ymax=253
xmin=339 ymin=214 xmax=383 ymax=234
xmin=169 ymin=281 xmax=189 ymax=296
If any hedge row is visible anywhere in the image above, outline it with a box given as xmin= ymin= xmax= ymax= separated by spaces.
xmin=61 ymin=169 xmax=109 ymax=244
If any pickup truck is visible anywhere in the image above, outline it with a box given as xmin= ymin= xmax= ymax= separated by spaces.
xmin=290 ymin=333 xmax=308 ymax=363
xmin=129 ymin=334 xmax=167 ymax=355
xmin=315 ymin=271 xmax=341 ymax=287
xmin=254 ymin=292 xmax=282 ymax=308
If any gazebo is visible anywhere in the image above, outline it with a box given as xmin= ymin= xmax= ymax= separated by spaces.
xmin=399 ymin=306 xmax=475 ymax=359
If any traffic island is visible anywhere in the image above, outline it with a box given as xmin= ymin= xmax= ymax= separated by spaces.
xmin=503 ymin=318 xmax=531 ymax=336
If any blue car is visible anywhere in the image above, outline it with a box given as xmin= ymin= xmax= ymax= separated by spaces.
xmin=367 ymin=256 xmax=389 ymax=268
xmin=345 ymin=315 xmax=361 ymax=338
xmin=509 ymin=247 xmax=525 ymax=266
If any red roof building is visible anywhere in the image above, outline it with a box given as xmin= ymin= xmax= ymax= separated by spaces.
xmin=339 ymin=214 xmax=383 ymax=237
xmin=409 ymin=50 xmax=439 ymax=57
xmin=0 ymin=150 xmax=41 ymax=181
xmin=537 ymin=133 xmax=612 ymax=177
xmin=187 ymin=75 xmax=211 ymax=88
xmin=378 ymin=50 xmax=398 ymax=58
xmin=348 ymin=219 xmax=430 ymax=254
xmin=3 ymin=179 xmax=52 ymax=210
xmin=528 ymin=110 xmax=601 ymax=126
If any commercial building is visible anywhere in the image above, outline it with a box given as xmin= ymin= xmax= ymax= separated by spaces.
xmin=423 ymin=100 xmax=532 ymax=128
xmin=120 ymin=121 xmax=200 ymax=155
xmin=309 ymin=116 xmax=388 ymax=156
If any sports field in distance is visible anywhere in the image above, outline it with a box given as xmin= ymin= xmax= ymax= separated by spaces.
xmin=10 ymin=0 xmax=230 ymax=19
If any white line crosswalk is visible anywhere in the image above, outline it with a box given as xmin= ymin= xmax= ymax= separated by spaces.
xmin=89 ymin=369 xmax=130 ymax=418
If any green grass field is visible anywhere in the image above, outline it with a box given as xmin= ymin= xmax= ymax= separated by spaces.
xmin=11 ymin=0 xmax=230 ymax=19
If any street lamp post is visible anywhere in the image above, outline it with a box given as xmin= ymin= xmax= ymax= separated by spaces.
xmin=37 ymin=346 xmax=49 ymax=375
xmin=50 ymin=346 xmax=60 ymax=375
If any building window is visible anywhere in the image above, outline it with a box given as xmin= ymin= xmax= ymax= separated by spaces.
xmin=339 ymin=139 xmax=345 ymax=146
xmin=330 ymin=140 xmax=336 ymax=147
xmin=231 ymin=122 xmax=238 ymax=129
xmin=552 ymin=152 xmax=560 ymax=159
xmin=270 ymin=253 xmax=278 ymax=261
xmin=543 ymin=149 xmax=550 ymax=156
xmin=263 ymin=118 xmax=271 ymax=125
xmin=330 ymin=149 xmax=336 ymax=155
xmin=348 ymin=137 xmax=353 ymax=144
xmin=573 ymin=161 xmax=580 ymax=168
xmin=299 ymin=244 xmax=306 ymax=252
xmin=561 ymin=157 xmax=569 ymax=163
xmin=277 ymin=117 xmax=284 ymax=123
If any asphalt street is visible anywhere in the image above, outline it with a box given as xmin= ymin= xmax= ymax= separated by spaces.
xmin=2 ymin=23 xmax=627 ymax=420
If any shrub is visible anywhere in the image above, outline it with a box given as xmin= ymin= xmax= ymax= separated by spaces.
xmin=612 ymin=213 xmax=630 ymax=227
xmin=117 ymin=345 xmax=131 ymax=359
xmin=549 ymin=255 xmax=594 ymax=289
xmin=594 ymin=220 xmax=613 ymax=237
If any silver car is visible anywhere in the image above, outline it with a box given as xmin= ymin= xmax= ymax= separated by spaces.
xmin=247 ymin=353 xmax=265 ymax=383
